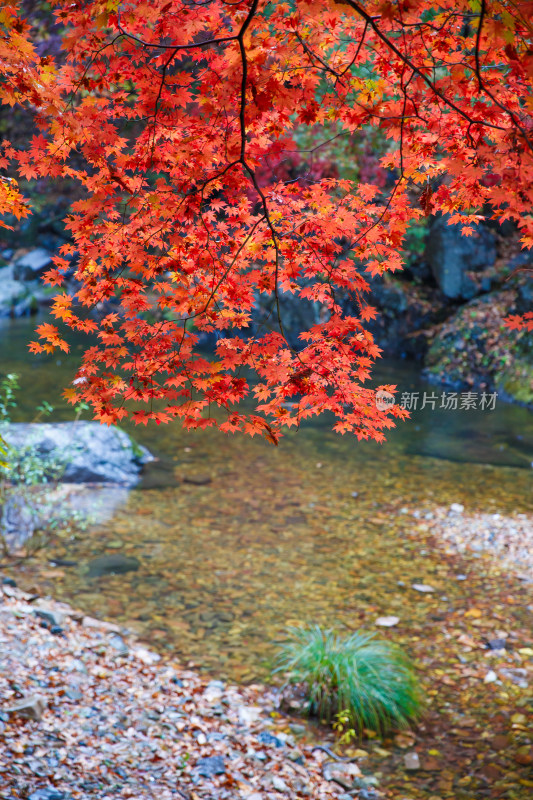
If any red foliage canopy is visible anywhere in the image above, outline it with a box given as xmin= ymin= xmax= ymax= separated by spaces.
xmin=0 ymin=0 xmax=532 ymax=440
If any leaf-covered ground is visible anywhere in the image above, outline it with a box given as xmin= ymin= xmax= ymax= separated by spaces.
xmin=0 ymin=585 xmax=359 ymax=800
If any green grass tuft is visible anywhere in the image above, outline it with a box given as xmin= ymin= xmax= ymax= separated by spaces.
xmin=275 ymin=625 xmax=424 ymax=734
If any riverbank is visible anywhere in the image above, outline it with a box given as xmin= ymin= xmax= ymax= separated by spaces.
xmin=0 ymin=582 xmax=361 ymax=800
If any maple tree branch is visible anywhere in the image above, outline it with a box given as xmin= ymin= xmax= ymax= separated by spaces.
xmin=293 ymin=31 xmax=345 ymax=83
xmin=116 ymin=8 xmax=238 ymax=51
xmin=474 ymin=0 xmax=486 ymax=92
xmin=341 ymin=0 xmax=508 ymax=135
xmin=234 ymin=0 xmax=286 ymax=340
xmin=340 ymin=19 xmax=368 ymax=77
xmin=237 ymin=0 xmax=259 ymax=161
xmin=468 ymin=0 xmax=532 ymax=153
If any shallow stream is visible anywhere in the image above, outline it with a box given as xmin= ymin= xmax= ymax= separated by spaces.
xmin=2 ymin=315 xmax=532 ymax=679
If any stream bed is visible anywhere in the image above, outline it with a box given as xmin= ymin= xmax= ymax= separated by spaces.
xmin=2 ymin=315 xmax=533 ymax=799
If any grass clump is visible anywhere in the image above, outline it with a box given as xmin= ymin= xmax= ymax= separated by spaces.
xmin=275 ymin=625 xmax=423 ymax=734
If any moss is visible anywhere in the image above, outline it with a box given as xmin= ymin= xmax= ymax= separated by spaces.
xmin=121 ymin=429 xmax=145 ymax=460
xmin=498 ymin=361 xmax=533 ymax=405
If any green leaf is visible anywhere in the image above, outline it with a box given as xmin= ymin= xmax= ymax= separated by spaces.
xmin=0 ymin=434 xmax=9 ymax=470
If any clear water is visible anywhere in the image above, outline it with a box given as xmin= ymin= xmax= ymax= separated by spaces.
xmin=1 ymin=314 xmax=532 ymax=683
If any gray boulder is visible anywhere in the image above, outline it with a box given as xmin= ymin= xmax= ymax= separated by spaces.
xmin=1 ymin=483 xmax=130 ymax=554
xmin=0 ymin=265 xmax=30 ymax=316
xmin=13 ymin=248 xmax=53 ymax=281
xmin=426 ymin=215 xmax=496 ymax=299
xmin=2 ymin=422 xmax=152 ymax=485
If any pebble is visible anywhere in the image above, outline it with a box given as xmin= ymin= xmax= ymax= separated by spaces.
xmin=323 ymin=761 xmax=361 ymax=788
xmin=108 ymin=634 xmax=128 ymax=654
xmin=0 ymin=581 xmax=381 ymax=799
xmin=5 ymin=694 xmax=47 ymax=721
xmin=499 ymin=667 xmax=529 ymax=688
xmin=375 ymin=616 xmax=400 ymax=627
xmin=28 ymin=790 xmax=71 ymax=800
xmin=404 ymin=751 xmax=421 ymax=770
xmin=196 ymin=755 xmax=226 ymax=777
xmin=257 ymin=730 xmax=285 ymax=748
xmin=33 ymin=606 xmax=64 ymax=628
xmin=486 ymin=638 xmax=507 ymax=650
xmin=411 ymin=583 xmax=435 ymax=593
xmin=271 ymin=774 xmax=290 ymax=791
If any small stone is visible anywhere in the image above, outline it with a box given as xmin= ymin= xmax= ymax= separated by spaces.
xmin=358 ymin=791 xmax=378 ymax=800
xmin=2 ymin=577 xmax=16 ymax=587
xmin=289 ymin=723 xmax=306 ymax=735
xmin=65 ymin=689 xmax=82 ymax=701
xmin=375 ymin=616 xmax=400 ymax=627
xmin=196 ymin=755 xmax=225 ymax=777
xmin=499 ymin=667 xmax=528 ymax=688
xmin=108 ymin=634 xmax=128 ymax=654
xmin=50 ymin=625 xmax=64 ymax=636
xmin=132 ymin=646 xmax=160 ymax=665
xmin=404 ymin=751 xmax=421 ymax=771
xmin=450 ymin=503 xmax=464 ymax=513
xmin=484 ymin=670 xmax=498 ymax=684
xmin=238 ymin=705 xmax=263 ymax=726
xmin=257 ymin=731 xmax=285 ymax=748
xmin=412 ymin=583 xmax=435 ymax=593
xmin=486 ymin=638 xmax=507 ymax=651
xmin=28 ymin=790 xmax=71 ymax=800
xmin=6 ymin=694 xmax=47 ymax=721
xmin=82 ymin=616 xmax=121 ymax=633
xmin=271 ymin=775 xmax=290 ymax=792
xmin=204 ymin=680 xmax=225 ymax=701
xmin=323 ymin=761 xmax=362 ymax=788
xmin=33 ymin=605 xmax=65 ymax=628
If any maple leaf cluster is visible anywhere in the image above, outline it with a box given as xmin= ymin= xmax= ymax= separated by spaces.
xmin=0 ymin=0 xmax=532 ymax=440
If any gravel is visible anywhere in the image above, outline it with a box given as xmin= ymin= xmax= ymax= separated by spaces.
xmin=0 ymin=584 xmax=363 ymax=800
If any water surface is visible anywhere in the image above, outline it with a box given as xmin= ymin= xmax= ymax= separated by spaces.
xmin=2 ymin=316 xmax=531 ymax=675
